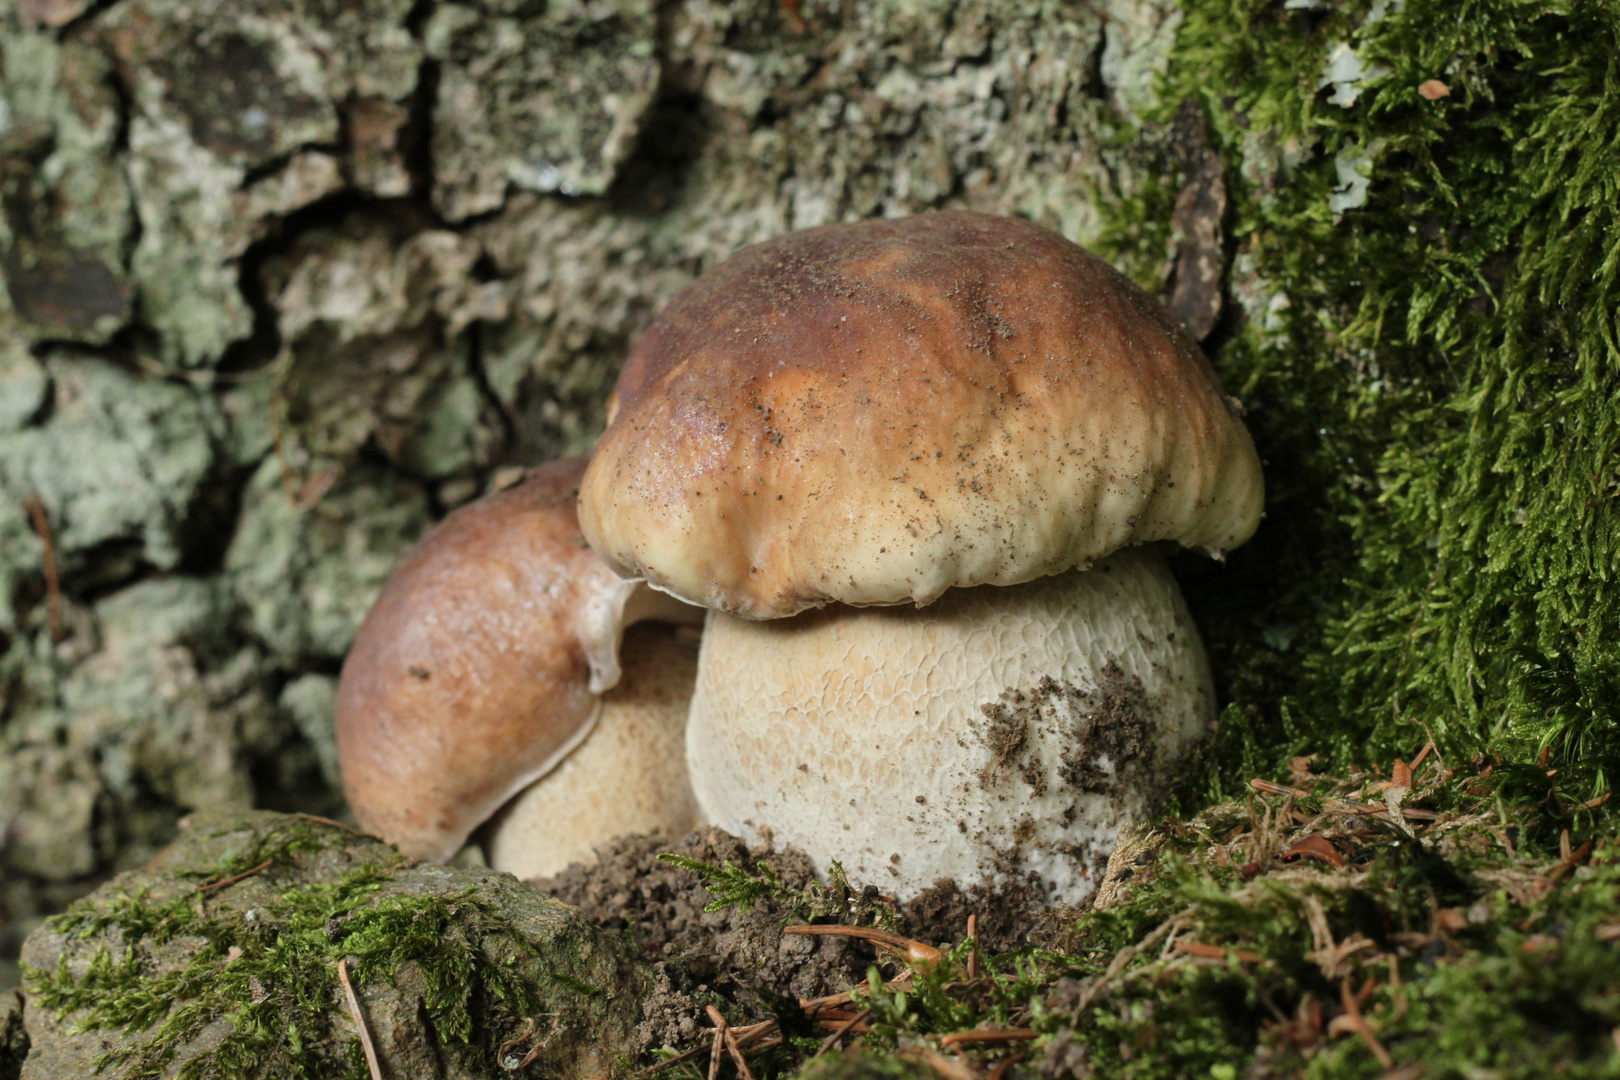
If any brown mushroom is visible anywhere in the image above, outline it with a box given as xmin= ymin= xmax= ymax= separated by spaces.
xmin=577 ymin=211 xmax=1263 ymax=900
xmin=335 ymin=456 xmax=699 ymax=868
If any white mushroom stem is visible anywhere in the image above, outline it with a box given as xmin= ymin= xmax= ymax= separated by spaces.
xmin=484 ymin=622 xmax=701 ymax=879
xmin=685 ymin=545 xmax=1213 ymax=903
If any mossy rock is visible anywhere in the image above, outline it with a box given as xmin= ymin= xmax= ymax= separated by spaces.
xmin=18 ymin=811 xmax=654 ymax=1080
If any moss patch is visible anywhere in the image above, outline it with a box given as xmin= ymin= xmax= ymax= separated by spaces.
xmin=1097 ymin=0 xmax=1620 ymax=798
xmin=20 ymin=811 xmax=651 ymax=1079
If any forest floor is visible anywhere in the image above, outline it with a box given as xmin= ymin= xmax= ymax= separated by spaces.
xmin=544 ymin=743 xmax=1620 ymax=1080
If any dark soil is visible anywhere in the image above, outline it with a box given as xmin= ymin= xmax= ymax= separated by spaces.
xmin=529 ymin=825 xmax=1064 ymax=1043
xmin=1058 ymin=662 xmax=1154 ymax=794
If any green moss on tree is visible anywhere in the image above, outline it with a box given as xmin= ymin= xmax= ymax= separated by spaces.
xmin=1099 ymin=0 xmax=1620 ymax=797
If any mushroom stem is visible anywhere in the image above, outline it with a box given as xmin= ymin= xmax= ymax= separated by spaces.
xmin=685 ymin=546 xmax=1213 ymax=903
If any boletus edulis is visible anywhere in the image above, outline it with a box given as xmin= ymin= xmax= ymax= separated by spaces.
xmin=577 ymin=211 xmax=1264 ymax=901
xmin=334 ymin=457 xmax=701 ymax=877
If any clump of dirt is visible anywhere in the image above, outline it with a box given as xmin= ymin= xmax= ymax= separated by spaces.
xmin=901 ymin=875 xmax=1061 ymax=955
xmin=1058 ymin=662 xmax=1155 ymax=794
xmin=529 ymin=825 xmax=1067 ymax=1034
xmin=979 ymin=691 xmax=1046 ymax=794
xmin=977 ymin=662 xmax=1159 ymax=801
xmin=530 ymin=827 xmax=872 ymax=1022
xmin=979 ymin=695 xmax=1028 ymax=768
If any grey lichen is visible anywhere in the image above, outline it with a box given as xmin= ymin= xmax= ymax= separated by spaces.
xmin=0 ymin=23 xmax=132 ymax=344
xmin=0 ymin=578 xmax=294 ymax=883
xmin=98 ymin=0 xmax=422 ymax=368
xmin=425 ymin=0 xmax=662 ymax=219
xmin=0 ymin=355 xmax=223 ymax=575
xmin=226 ymin=458 xmax=430 ymax=663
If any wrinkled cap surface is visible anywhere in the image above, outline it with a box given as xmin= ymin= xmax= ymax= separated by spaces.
xmin=579 ymin=211 xmax=1264 ymax=620
xmin=335 ymin=457 xmax=639 ymax=862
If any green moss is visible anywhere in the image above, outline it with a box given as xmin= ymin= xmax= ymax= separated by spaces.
xmin=22 ymin=814 xmax=639 ymax=1079
xmin=655 ymin=854 xmax=900 ymax=930
xmin=1097 ymin=0 xmax=1620 ymax=797
xmin=1035 ymin=760 xmax=1620 ymax=1079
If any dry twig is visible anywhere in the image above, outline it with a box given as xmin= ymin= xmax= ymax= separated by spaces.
xmin=938 ymin=1029 xmax=1038 ymax=1047
xmin=705 ymin=1005 xmax=757 ymax=1080
xmin=784 ymin=924 xmax=942 ymax=968
xmin=707 ymin=1027 xmax=723 ymax=1080
xmin=336 ymin=958 xmax=383 ymax=1080
xmin=814 ymin=1009 xmax=871 ymax=1057
xmin=22 ymin=496 xmax=64 ymax=643
xmin=197 ymin=859 xmax=275 ymax=893
xmin=1336 ymin=975 xmax=1393 ymax=1068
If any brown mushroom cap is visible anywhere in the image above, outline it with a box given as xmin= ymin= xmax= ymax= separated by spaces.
xmin=335 ymin=457 xmax=643 ymax=862
xmin=579 ymin=211 xmax=1263 ymax=620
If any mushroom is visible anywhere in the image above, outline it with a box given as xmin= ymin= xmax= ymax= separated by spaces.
xmin=577 ymin=211 xmax=1263 ymax=901
xmin=481 ymin=621 xmax=701 ymax=879
xmin=335 ymin=456 xmax=700 ymax=873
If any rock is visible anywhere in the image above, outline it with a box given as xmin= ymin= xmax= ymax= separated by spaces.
xmin=19 ymin=810 xmax=653 ymax=1080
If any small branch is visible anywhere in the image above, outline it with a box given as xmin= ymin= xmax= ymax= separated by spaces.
xmin=642 ymin=1043 xmax=709 ymax=1076
xmin=966 ymin=914 xmax=980 ymax=980
xmin=938 ymin=1029 xmax=1037 ymax=1047
xmin=784 ymin=924 xmax=942 ymax=968
xmin=337 ymin=958 xmax=383 ymax=1080
xmin=639 ymin=1021 xmax=778 ymax=1077
xmin=197 ymin=859 xmax=274 ymax=893
xmin=498 ymin=1018 xmax=536 ymax=1064
xmin=814 ymin=1009 xmax=871 ymax=1058
xmin=916 ymin=1050 xmax=981 ymax=1080
xmin=705 ymin=1006 xmax=756 ymax=1080
xmin=22 ymin=496 xmax=64 ymax=643
xmin=1250 ymin=778 xmax=1311 ymax=798
xmin=707 ymin=1026 xmax=723 ymax=1080
xmin=1339 ymin=976 xmax=1393 ymax=1069
xmin=800 ymin=968 xmax=914 ymax=1013
xmin=986 ymin=1057 xmax=1021 ymax=1080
